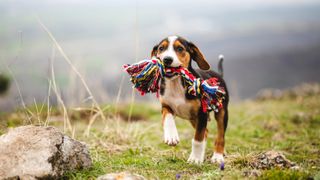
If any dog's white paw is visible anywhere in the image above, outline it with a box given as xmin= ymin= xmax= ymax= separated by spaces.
xmin=163 ymin=114 xmax=179 ymax=146
xmin=164 ymin=128 xmax=179 ymax=146
xmin=211 ymin=152 xmax=224 ymax=164
xmin=187 ymin=152 xmax=204 ymax=164
xmin=187 ymin=139 xmax=206 ymax=164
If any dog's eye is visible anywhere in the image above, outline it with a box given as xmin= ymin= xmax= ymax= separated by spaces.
xmin=177 ymin=46 xmax=184 ymax=52
xmin=159 ymin=46 xmax=164 ymax=51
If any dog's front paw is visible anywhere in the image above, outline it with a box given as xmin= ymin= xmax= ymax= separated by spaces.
xmin=211 ymin=152 xmax=224 ymax=164
xmin=187 ymin=139 xmax=206 ymax=164
xmin=187 ymin=152 xmax=204 ymax=164
xmin=164 ymin=128 xmax=179 ymax=146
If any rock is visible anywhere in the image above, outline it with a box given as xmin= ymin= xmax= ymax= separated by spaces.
xmin=97 ymin=172 xmax=145 ymax=180
xmin=0 ymin=125 xmax=92 ymax=179
xmin=250 ymin=150 xmax=299 ymax=170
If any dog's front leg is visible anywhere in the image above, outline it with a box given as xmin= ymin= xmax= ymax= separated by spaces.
xmin=162 ymin=106 xmax=179 ymax=146
xmin=188 ymin=111 xmax=208 ymax=164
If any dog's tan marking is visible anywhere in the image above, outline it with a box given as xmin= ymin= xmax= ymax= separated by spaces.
xmin=161 ymin=105 xmax=173 ymax=125
xmin=160 ymin=77 xmax=196 ymax=120
xmin=173 ymin=40 xmax=191 ymax=68
xmin=156 ymin=40 xmax=169 ymax=56
xmin=185 ymin=98 xmax=201 ymax=121
xmin=214 ymin=108 xmax=225 ymax=154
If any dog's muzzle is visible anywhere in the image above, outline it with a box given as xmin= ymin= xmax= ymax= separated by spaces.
xmin=163 ymin=56 xmax=173 ymax=66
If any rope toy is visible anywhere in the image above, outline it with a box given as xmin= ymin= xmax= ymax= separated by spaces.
xmin=123 ymin=58 xmax=226 ymax=113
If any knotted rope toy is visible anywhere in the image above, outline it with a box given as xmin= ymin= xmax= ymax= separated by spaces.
xmin=123 ymin=58 xmax=226 ymax=113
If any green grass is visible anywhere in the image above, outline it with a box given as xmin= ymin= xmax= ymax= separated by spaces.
xmin=1 ymin=95 xmax=319 ymax=179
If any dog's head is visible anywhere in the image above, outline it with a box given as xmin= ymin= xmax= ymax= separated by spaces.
xmin=151 ymin=36 xmax=210 ymax=70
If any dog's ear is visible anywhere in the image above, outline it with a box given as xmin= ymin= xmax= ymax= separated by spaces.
xmin=188 ymin=41 xmax=210 ymax=70
xmin=151 ymin=44 xmax=158 ymax=58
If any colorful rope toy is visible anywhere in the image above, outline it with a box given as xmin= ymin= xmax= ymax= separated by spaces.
xmin=123 ymin=58 xmax=226 ymax=113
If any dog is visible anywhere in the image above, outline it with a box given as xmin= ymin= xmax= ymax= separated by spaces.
xmin=151 ymin=36 xmax=229 ymax=164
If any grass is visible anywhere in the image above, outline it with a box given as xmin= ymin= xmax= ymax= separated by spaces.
xmin=1 ymin=95 xmax=320 ymax=179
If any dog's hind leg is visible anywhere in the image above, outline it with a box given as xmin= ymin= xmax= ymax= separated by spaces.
xmin=162 ymin=105 xmax=179 ymax=146
xmin=188 ymin=110 xmax=208 ymax=164
xmin=211 ymin=108 xmax=228 ymax=164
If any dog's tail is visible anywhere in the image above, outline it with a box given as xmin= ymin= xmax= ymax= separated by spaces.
xmin=218 ymin=54 xmax=224 ymax=77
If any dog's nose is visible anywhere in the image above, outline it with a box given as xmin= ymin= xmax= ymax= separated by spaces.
xmin=163 ymin=56 xmax=173 ymax=66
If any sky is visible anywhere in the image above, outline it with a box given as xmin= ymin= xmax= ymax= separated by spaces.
xmin=0 ymin=0 xmax=320 ymax=109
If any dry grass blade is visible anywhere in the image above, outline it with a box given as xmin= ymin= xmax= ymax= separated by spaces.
xmin=45 ymin=79 xmax=52 ymax=126
xmin=114 ymin=75 xmax=125 ymax=116
xmin=37 ymin=17 xmax=107 ymax=135
xmin=127 ymin=88 xmax=136 ymax=122
xmin=5 ymin=65 xmax=34 ymax=124
xmin=84 ymin=112 xmax=100 ymax=136
xmin=50 ymin=46 xmax=73 ymax=133
xmin=33 ymin=98 xmax=41 ymax=125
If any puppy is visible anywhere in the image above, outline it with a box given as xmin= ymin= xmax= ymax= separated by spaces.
xmin=151 ymin=36 xmax=229 ymax=164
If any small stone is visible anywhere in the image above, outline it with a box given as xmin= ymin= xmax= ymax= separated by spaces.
xmin=97 ymin=172 xmax=145 ymax=180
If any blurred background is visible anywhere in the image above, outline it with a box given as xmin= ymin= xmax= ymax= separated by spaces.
xmin=0 ymin=0 xmax=320 ymax=111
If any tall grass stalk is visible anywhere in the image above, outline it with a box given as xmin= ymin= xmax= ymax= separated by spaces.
xmin=37 ymin=17 xmax=107 ymax=135
xmin=5 ymin=65 xmax=34 ymax=124
xmin=50 ymin=46 xmax=73 ymax=133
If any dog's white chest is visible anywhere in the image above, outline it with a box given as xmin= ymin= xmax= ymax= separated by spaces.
xmin=160 ymin=77 xmax=194 ymax=119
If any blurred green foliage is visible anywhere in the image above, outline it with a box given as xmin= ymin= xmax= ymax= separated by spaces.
xmin=0 ymin=74 xmax=10 ymax=95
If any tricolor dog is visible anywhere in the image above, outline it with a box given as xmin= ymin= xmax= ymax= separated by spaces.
xmin=151 ymin=36 xmax=229 ymax=164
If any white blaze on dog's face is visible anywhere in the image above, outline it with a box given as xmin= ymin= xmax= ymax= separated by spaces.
xmin=158 ymin=36 xmax=181 ymax=67
xmin=151 ymin=36 xmax=210 ymax=70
